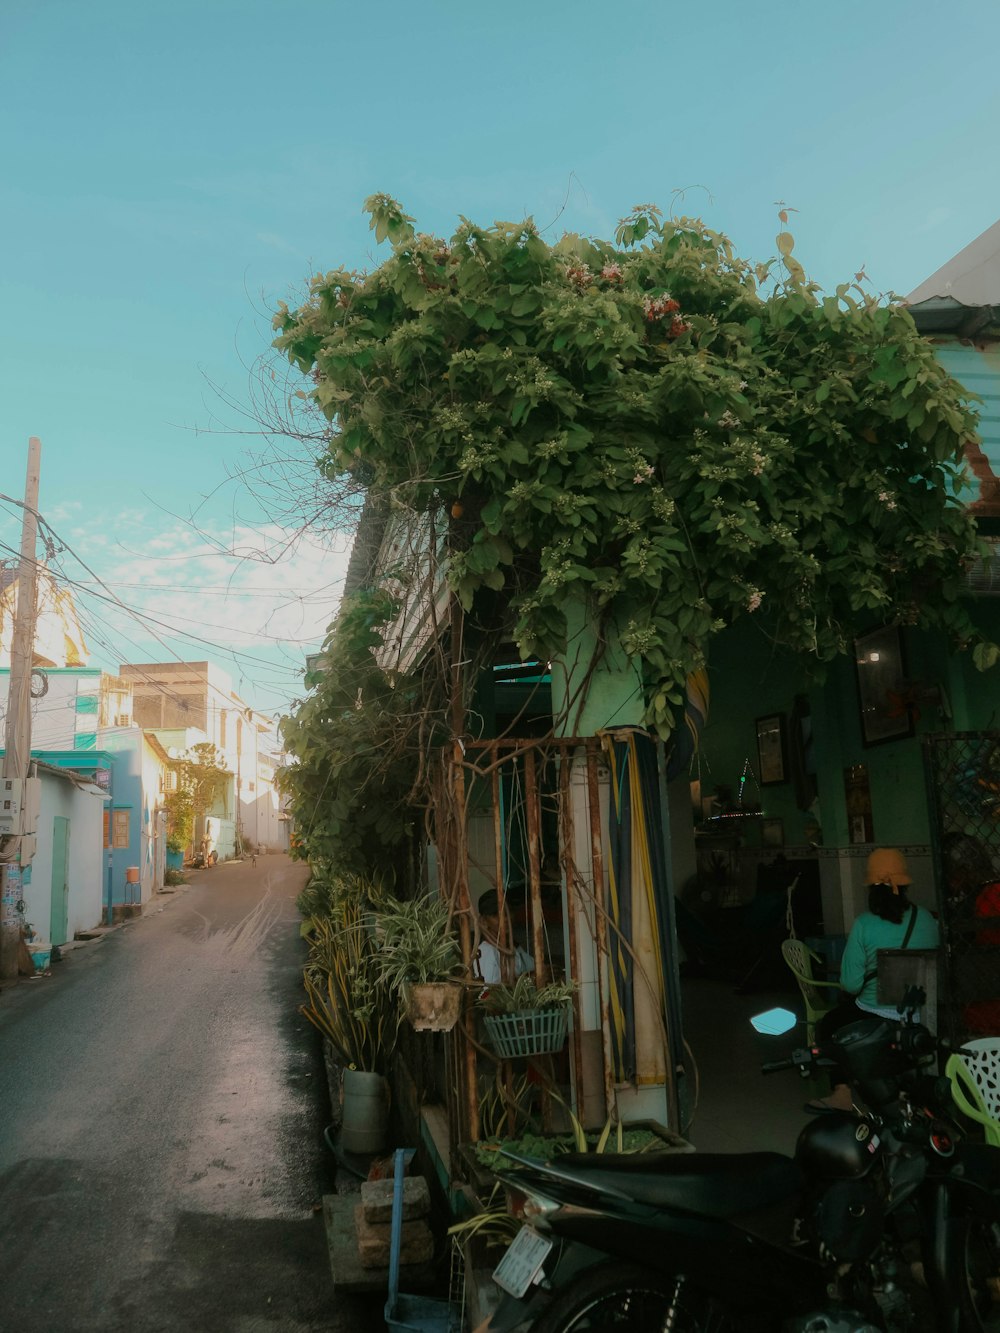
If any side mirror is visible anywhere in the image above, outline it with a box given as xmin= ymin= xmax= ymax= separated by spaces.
xmin=750 ymin=1007 xmax=798 ymax=1036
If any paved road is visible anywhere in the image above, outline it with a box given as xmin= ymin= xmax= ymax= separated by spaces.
xmin=0 ymin=855 xmax=379 ymax=1332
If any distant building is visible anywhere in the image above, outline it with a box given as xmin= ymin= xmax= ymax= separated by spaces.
xmin=118 ymin=661 xmax=289 ymax=854
xmin=0 ymin=566 xmax=89 ymax=669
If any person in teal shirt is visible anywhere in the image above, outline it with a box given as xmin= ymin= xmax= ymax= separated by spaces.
xmin=809 ymin=847 xmax=939 ymax=1111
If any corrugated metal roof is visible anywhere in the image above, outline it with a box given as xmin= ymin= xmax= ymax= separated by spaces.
xmin=907 ymin=217 xmax=1000 ymax=308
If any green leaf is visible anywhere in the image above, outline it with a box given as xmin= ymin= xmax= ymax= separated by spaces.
xmin=973 ymin=641 xmax=1000 ymax=672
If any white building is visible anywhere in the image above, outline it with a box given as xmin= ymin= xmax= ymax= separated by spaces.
xmin=119 ymin=661 xmax=289 ymax=854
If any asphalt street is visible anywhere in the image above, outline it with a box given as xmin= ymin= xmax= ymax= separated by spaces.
xmin=0 ymin=854 xmax=380 ymax=1332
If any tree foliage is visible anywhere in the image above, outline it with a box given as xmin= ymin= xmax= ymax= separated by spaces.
xmin=274 ymin=195 xmax=989 ymax=738
xmin=278 ymin=588 xmax=430 ymax=876
xmin=165 ymin=743 xmax=230 ymax=852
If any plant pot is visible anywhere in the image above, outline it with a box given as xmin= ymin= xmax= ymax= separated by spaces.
xmin=341 ymin=1068 xmax=389 ymax=1154
xmin=482 ymin=1005 xmax=569 ymax=1058
xmin=402 ymin=979 xmax=464 ymax=1032
xmin=166 ymin=849 xmax=184 ymax=871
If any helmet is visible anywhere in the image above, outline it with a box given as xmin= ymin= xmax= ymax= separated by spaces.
xmin=795 ymin=1112 xmax=880 ymax=1180
xmin=866 ymin=847 xmax=911 ymax=890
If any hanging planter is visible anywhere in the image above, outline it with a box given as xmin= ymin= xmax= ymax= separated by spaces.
xmin=483 ymin=1004 xmax=570 ymax=1059
xmin=402 ymin=979 xmax=464 ymax=1032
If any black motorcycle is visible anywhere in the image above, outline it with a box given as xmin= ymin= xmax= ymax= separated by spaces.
xmin=484 ymin=994 xmax=1000 ymax=1332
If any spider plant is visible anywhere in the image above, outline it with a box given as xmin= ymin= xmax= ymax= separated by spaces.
xmin=477 ymin=973 xmax=577 ymax=1015
xmin=373 ymin=891 xmax=464 ymax=991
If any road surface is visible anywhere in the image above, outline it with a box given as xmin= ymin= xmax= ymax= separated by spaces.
xmin=0 ymin=854 xmax=379 ymax=1331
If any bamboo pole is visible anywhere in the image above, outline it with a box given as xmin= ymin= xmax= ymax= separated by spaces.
xmin=559 ymin=749 xmax=586 ymax=1121
xmin=585 ymin=740 xmax=615 ymax=1121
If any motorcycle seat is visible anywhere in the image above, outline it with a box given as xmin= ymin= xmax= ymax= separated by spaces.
xmin=552 ymin=1150 xmax=802 ymax=1218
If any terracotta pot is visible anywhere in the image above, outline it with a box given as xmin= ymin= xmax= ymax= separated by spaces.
xmin=402 ymin=980 xmax=464 ymax=1032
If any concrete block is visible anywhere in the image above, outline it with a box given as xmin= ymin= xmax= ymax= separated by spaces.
xmin=354 ymin=1206 xmax=433 ymax=1269
xmin=360 ymin=1174 xmax=430 ymax=1223
xmin=323 ymin=1196 xmax=434 ymax=1293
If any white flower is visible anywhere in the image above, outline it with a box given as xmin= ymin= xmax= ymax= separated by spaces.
xmin=747 ymin=590 xmax=764 ymax=612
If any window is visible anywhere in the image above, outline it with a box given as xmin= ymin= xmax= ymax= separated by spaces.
xmin=112 ymin=809 xmax=130 ymax=848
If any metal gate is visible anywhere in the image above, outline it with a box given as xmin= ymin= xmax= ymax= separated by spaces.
xmin=923 ymin=732 xmax=1000 ymax=1044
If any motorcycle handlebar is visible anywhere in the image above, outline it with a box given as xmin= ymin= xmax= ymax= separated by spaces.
xmin=761 ymin=1058 xmax=796 ymax=1074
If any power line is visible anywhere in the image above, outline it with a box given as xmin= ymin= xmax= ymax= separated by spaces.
xmin=0 ymin=506 xmax=340 ymax=714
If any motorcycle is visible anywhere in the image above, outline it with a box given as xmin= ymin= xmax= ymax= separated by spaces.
xmin=482 ymin=990 xmax=1000 ymax=1332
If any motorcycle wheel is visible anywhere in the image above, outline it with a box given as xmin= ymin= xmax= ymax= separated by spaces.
xmin=959 ymin=1215 xmax=1000 ymax=1331
xmin=529 ymin=1262 xmax=736 ymax=1333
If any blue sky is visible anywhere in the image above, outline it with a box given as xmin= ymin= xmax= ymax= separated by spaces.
xmin=3 ymin=0 xmax=1000 ymax=716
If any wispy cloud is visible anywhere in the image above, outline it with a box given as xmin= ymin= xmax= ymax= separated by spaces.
xmin=916 ymin=206 xmax=952 ymax=236
xmin=256 ymin=231 xmax=300 ymax=256
xmin=0 ymin=504 xmax=352 ymax=714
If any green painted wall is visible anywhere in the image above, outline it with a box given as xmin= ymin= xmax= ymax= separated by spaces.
xmin=697 ymin=621 xmax=815 ymax=845
xmin=550 ymin=598 xmax=645 ymax=737
xmin=933 ymin=338 xmax=1000 ymax=504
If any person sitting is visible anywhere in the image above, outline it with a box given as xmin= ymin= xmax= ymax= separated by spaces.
xmin=474 ymin=889 xmax=534 ymax=985
xmin=809 ymin=847 xmax=939 ymax=1111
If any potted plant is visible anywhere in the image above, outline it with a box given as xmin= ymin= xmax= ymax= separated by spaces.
xmin=375 ymin=892 xmax=466 ymax=1031
xmin=478 ymin=974 xmax=577 ymax=1058
xmin=165 ymin=832 xmax=186 ymax=871
xmin=300 ymin=900 xmax=400 ymax=1154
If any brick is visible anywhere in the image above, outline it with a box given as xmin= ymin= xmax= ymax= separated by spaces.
xmin=360 ymin=1174 xmax=430 ymax=1223
xmin=354 ymin=1206 xmax=433 ymax=1269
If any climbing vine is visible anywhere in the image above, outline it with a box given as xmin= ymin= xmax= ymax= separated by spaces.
xmin=274 ymin=196 xmax=991 ymax=739
xmin=278 ymin=587 xmax=438 ymax=877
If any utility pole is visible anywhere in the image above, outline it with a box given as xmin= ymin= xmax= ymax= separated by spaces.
xmin=1 ymin=438 xmax=41 ymax=981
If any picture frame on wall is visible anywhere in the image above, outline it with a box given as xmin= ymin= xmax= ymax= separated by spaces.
xmin=854 ymin=626 xmax=914 ymax=746
xmin=756 ymin=714 xmax=787 ymax=786
xmin=761 ymin=818 xmax=784 ymax=848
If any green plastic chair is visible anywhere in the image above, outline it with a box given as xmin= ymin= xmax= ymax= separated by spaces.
xmin=946 ymin=1039 xmax=1000 ymax=1147
xmin=781 ymin=939 xmax=842 ymax=1044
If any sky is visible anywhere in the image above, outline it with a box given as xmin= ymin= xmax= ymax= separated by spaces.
xmin=3 ymin=0 xmax=1000 ymax=721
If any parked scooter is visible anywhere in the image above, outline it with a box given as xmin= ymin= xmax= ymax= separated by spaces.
xmin=484 ymin=991 xmax=1000 ymax=1333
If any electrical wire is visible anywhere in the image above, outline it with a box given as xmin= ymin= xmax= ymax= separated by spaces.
xmin=0 ymin=504 xmax=338 ymax=712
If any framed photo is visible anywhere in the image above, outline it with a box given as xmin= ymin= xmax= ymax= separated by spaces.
xmin=854 ymin=626 xmax=914 ymax=746
xmin=761 ymin=818 xmax=784 ymax=848
xmin=756 ymin=714 xmax=787 ymax=786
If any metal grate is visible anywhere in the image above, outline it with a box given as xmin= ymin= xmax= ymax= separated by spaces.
xmin=924 ymin=733 xmax=1000 ymax=1045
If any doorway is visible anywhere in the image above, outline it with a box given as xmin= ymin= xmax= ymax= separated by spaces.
xmin=50 ymin=815 xmax=70 ymax=946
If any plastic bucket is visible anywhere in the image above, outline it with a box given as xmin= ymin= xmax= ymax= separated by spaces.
xmin=27 ymin=944 xmax=52 ymax=972
xmin=341 ymin=1069 xmax=388 ymax=1154
xmin=125 ymin=866 xmax=140 ymax=884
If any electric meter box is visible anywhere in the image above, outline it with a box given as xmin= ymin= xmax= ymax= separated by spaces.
xmin=0 ymin=777 xmax=23 ymax=834
xmin=0 ymin=777 xmax=41 ymax=835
